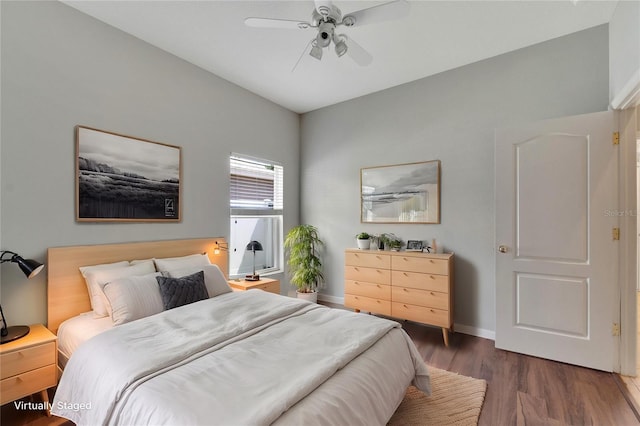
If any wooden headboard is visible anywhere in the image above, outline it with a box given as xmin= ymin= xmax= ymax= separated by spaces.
xmin=47 ymin=238 xmax=228 ymax=333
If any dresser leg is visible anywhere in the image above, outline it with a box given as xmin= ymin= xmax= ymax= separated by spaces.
xmin=40 ymin=390 xmax=51 ymax=417
xmin=442 ymin=328 xmax=449 ymax=347
xmin=355 ymin=309 xmax=360 ymax=313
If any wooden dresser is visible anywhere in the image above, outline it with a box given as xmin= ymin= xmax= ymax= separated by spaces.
xmin=344 ymin=249 xmax=454 ymax=345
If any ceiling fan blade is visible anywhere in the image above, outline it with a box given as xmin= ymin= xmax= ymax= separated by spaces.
xmin=291 ymin=38 xmax=315 ymax=72
xmin=344 ymin=36 xmax=373 ymax=66
xmin=341 ymin=0 xmax=410 ymax=27
xmin=244 ymin=17 xmax=314 ymax=30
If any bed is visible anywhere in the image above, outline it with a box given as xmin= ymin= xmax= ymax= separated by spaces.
xmin=47 ymin=238 xmax=430 ymax=425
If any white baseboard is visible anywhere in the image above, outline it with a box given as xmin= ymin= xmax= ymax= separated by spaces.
xmin=318 ymin=294 xmax=496 ymax=341
xmin=454 ymin=323 xmax=495 ymax=341
xmin=318 ymin=294 xmax=345 ymax=305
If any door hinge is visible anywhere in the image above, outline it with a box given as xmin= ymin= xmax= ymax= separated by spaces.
xmin=613 ymin=323 xmax=621 ymax=336
xmin=613 ymin=228 xmax=620 ymax=240
xmin=613 ymin=132 xmax=620 ymax=145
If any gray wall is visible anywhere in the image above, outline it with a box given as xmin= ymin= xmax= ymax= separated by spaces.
xmin=0 ymin=1 xmax=299 ymax=326
xmin=609 ymin=0 xmax=640 ymax=104
xmin=300 ymin=25 xmax=609 ymax=335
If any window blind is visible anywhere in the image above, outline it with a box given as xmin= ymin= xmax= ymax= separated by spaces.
xmin=230 ymin=155 xmax=283 ymax=210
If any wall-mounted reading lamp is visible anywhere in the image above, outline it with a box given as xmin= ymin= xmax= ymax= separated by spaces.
xmin=0 ymin=251 xmax=44 ymax=344
xmin=214 ymin=241 xmax=229 ymax=255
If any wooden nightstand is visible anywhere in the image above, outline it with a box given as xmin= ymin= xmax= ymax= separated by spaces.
xmin=1 ymin=324 xmax=57 ymax=416
xmin=228 ymin=278 xmax=280 ymax=295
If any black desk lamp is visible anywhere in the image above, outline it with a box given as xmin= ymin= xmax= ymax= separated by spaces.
xmin=1 ymin=251 xmax=44 ymax=344
xmin=245 ymin=241 xmax=263 ymax=281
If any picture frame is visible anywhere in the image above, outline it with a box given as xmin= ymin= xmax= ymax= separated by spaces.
xmin=360 ymin=160 xmax=440 ymax=224
xmin=406 ymin=240 xmax=424 ymax=251
xmin=76 ymin=126 xmax=182 ymax=222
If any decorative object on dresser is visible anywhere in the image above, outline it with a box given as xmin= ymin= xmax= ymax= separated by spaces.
xmin=245 ymin=240 xmax=263 ymax=281
xmin=76 ymin=125 xmax=181 ymax=222
xmin=406 ymin=240 xmax=423 ymax=252
xmin=344 ymin=249 xmax=454 ymax=345
xmin=284 ymin=224 xmax=324 ymax=303
xmin=361 ymin=160 xmax=441 ymax=224
xmin=228 ymin=278 xmax=280 ymax=294
xmin=0 ymin=251 xmax=45 ymax=344
xmin=379 ymin=233 xmax=404 ymax=251
xmin=356 ymin=232 xmax=371 ymax=250
xmin=0 ymin=324 xmax=57 ymax=416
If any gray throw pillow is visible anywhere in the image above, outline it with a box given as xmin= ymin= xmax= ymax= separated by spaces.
xmin=156 ymin=271 xmax=208 ymax=310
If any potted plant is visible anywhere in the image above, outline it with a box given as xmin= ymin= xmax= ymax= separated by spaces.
xmin=284 ymin=224 xmax=324 ymax=303
xmin=379 ymin=233 xmax=404 ymax=251
xmin=355 ymin=232 xmax=371 ymax=250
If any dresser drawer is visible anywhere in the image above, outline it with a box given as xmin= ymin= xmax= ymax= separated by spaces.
xmin=391 ymin=302 xmax=450 ymax=328
xmin=392 ymin=256 xmax=449 ymax=275
xmin=0 ymin=342 xmax=56 ymax=380
xmin=0 ymin=364 xmax=57 ymax=405
xmin=391 ymin=271 xmax=449 ymax=292
xmin=345 ymin=294 xmax=391 ymax=316
xmin=392 ymin=286 xmax=449 ymax=310
xmin=345 ymin=252 xmax=390 ymax=269
xmin=345 ymin=266 xmax=391 ymax=285
xmin=345 ymin=280 xmax=390 ymax=300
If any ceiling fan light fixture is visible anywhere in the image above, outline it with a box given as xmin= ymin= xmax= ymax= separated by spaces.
xmin=310 ymin=43 xmax=323 ymax=60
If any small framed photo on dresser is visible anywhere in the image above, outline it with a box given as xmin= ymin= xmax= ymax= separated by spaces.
xmin=406 ymin=240 xmax=423 ymax=252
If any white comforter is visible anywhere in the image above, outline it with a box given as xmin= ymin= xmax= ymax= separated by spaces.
xmin=53 ymin=291 xmax=430 ymax=425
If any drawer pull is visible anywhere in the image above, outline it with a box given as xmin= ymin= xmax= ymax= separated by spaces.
xmin=430 ymin=260 xmax=435 ymax=263
xmin=403 ymin=272 xmax=409 ymax=276
xmin=403 ymin=304 xmax=408 ymax=308
xmin=430 ymin=292 xmax=435 ymax=296
xmin=430 ymin=309 xmax=435 ymax=313
xmin=430 ymin=275 xmax=435 ymax=279
xmin=376 ymin=284 xmax=381 ymax=288
xmin=403 ymin=288 xmax=409 ymax=292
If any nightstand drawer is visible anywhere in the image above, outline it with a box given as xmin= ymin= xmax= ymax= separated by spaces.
xmin=0 ymin=364 xmax=57 ymax=405
xmin=0 ymin=342 xmax=56 ymax=380
xmin=344 ymin=294 xmax=391 ymax=316
xmin=392 ymin=286 xmax=449 ymax=310
xmin=345 ymin=280 xmax=390 ymax=300
xmin=252 ymin=281 xmax=280 ymax=294
xmin=392 ymin=256 xmax=449 ymax=275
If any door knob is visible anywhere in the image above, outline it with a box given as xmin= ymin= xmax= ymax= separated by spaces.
xmin=498 ymin=245 xmax=509 ymax=253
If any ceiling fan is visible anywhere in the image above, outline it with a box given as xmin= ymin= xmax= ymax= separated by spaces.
xmin=244 ymin=0 xmax=411 ymax=70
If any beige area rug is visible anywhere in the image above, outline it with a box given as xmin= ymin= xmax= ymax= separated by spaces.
xmin=388 ymin=366 xmax=487 ymax=426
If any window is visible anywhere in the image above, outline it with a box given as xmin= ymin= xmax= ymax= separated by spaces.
xmin=229 ymin=154 xmax=283 ymax=278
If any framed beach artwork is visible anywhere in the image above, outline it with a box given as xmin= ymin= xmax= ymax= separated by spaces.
xmin=76 ymin=126 xmax=182 ymax=222
xmin=360 ymin=160 xmax=440 ymax=224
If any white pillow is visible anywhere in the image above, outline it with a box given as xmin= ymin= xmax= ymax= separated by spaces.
xmin=153 ymin=253 xmax=211 ymax=272
xmin=103 ymin=272 xmax=164 ymax=325
xmin=166 ymin=264 xmax=232 ymax=298
xmin=79 ymin=261 xmax=130 ymax=314
xmin=84 ymin=261 xmax=157 ymax=317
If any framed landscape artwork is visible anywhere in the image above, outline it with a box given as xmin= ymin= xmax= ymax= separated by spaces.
xmin=361 ymin=160 xmax=440 ymax=224
xmin=76 ymin=126 xmax=182 ymax=222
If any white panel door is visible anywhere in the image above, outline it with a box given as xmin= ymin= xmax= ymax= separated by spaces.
xmin=495 ymin=111 xmax=619 ymax=371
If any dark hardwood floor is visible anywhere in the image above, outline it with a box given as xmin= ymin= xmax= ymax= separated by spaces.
xmin=3 ymin=307 xmax=639 ymax=426
xmin=401 ymin=320 xmax=639 ymax=426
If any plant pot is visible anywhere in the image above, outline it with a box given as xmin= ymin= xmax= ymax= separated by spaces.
xmin=296 ymin=290 xmax=318 ymax=303
xmin=356 ymin=239 xmax=370 ymax=250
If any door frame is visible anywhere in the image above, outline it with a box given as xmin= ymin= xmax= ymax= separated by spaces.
xmin=619 ymin=105 xmax=639 ymax=376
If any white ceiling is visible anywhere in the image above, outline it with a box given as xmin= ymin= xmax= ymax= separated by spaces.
xmin=62 ymin=0 xmax=618 ymax=114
